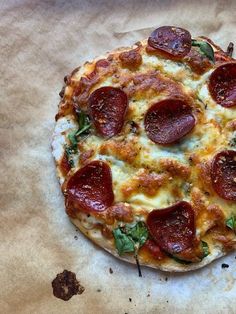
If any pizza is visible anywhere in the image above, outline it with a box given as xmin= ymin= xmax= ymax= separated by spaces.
xmin=52 ymin=26 xmax=236 ymax=272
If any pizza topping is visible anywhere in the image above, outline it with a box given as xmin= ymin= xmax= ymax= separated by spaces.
xmin=88 ymin=86 xmax=128 ymax=137
xmin=113 ymin=221 xmax=148 ymax=276
xmin=113 ymin=222 xmax=148 ymax=255
xmin=226 ymin=216 xmax=236 ymax=233
xmin=142 ymin=239 xmax=165 ymax=260
xmin=147 ymin=201 xmax=195 ymax=254
xmin=67 ymin=110 xmax=91 ymax=155
xmin=201 ymin=241 xmax=210 ymax=258
xmin=66 ymin=160 xmax=114 ymax=212
xmin=184 ymin=48 xmax=212 ymax=75
xmin=119 ymin=49 xmax=142 ymax=69
xmin=211 ymin=150 xmax=236 ymax=201
xmin=144 ymin=99 xmax=195 ymax=145
xmin=148 ymin=26 xmax=191 ymax=59
xmin=209 ymin=62 xmax=236 ymax=107
xmin=191 ymin=40 xmax=215 ymax=62
xmin=107 ymin=203 xmax=134 ymax=224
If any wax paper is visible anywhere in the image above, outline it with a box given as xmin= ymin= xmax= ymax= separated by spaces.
xmin=1 ymin=0 xmax=236 ymax=313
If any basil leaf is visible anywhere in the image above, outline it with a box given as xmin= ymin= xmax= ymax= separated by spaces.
xmin=229 ymin=136 xmax=236 ymax=147
xmin=113 ymin=222 xmax=148 ymax=256
xmin=226 ymin=216 xmax=236 ymax=232
xmin=68 ymin=130 xmax=78 ymax=149
xmin=112 ymin=228 xmax=135 ymax=255
xmin=67 ymin=111 xmax=91 ymax=152
xmin=65 ymin=145 xmax=75 ymax=168
xmin=201 ymin=241 xmax=209 ymax=258
xmin=125 ymin=221 xmax=148 ymax=248
xmin=75 ymin=123 xmax=91 ymax=137
xmin=172 ymin=255 xmax=192 ymax=265
xmin=191 ymin=40 xmax=215 ymax=62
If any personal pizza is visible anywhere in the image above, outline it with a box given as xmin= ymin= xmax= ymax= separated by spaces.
xmin=52 ymin=26 xmax=236 ymax=272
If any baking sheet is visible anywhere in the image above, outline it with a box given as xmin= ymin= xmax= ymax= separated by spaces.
xmin=0 ymin=0 xmax=236 ymax=313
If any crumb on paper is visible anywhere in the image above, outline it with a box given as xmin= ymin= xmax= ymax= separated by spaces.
xmin=221 ymin=263 xmax=229 ymax=269
xmin=52 ymin=270 xmax=85 ymax=301
xmin=109 ymin=267 xmax=113 ymax=274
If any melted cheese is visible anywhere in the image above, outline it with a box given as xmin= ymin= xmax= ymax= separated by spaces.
xmin=53 ymin=40 xmax=236 ymax=244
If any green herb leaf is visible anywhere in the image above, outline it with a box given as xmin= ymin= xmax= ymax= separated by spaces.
xmin=65 ymin=145 xmax=75 ymax=168
xmin=112 ymin=228 xmax=135 ymax=255
xmin=201 ymin=241 xmax=209 ymax=258
xmin=125 ymin=221 xmax=149 ymax=248
xmin=229 ymin=136 xmax=236 ymax=147
xmin=67 ymin=110 xmax=91 ymax=154
xmin=68 ymin=130 xmax=78 ymax=149
xmin=113 ymin=222 xmax=148 ymax=256
xmin=192 ymin=40 xmax=215 ymax=62
xmin=226 ymin=216 xmax=236 ymax=232
xmin=113 ymin=222 xmax=148 ymax=277
xmin=172 ymin=255 xmax=192 ymax=265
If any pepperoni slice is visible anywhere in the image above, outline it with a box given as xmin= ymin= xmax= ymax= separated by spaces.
xmin=148 ymin=26 xmax=191 ymax=59
xmin=211 ymin=150 xmax=236 ymax=201
xmin=144 ymin=99 xmax=195 ymax=145
xmin=88 ymin=86 xmax=128 ymax=137
xmin=147 ymin=201 xmax=195 ymax=254
xmin=209 ymin=62 xmax=236 ymax=107
xmin=66 ymin=160 xmax=114 ymax=212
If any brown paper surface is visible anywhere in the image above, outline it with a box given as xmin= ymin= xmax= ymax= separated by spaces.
xmin=1 ymin=1 xmax=236 ymax=313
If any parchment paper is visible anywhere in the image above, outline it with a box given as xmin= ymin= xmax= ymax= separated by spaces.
xmin=1 ymin=1 xmax=236 ymax=313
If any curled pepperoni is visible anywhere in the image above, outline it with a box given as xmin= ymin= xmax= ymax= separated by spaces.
xmin=211 ymin=150 xmax=236 ymax=201
xmin=148 ymin=26 xmax=191 ymax=59
xmin=66 ymin=160 xmax=114 ymax=212
xmin=209 ymin=62 xmax=236 ymax=107
xmin=144 ymin=99 xmax=195 ymax=145
xmin=147 ymin=201 xmax=195 ymax=254
xmin=88 ymin=87 xmax=128 ymax=137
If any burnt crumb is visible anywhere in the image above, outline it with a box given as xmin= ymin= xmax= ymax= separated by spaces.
xmin=87 ymin=214 xmax=91 ymax=218
xmin=129 ymin=120 xmax=139 ymax=134
xmin=59 ymin=86 xmax=65 ymax=98
xmin=97 ymin=289 xmax=102 ymax=292
xmin=129 ymin=298 xmax=132 ymax=302
xmin=165 ymin=277 xmax=168 ymax=282
xmin=109 ymin=267 xmax=113 ymax=274
xmin=226 ymin=42 xmax=234 ymax=57
xmin=166 ymin=300 xmax=169 ymax=303
xmin=147 ymin=293 xmax=150 ymax=297
xmin=221 ymin=263 xmax=229 ymax=269
xmin=74 ymin=235 xmax=78 ymax=240
xmin=64 ymin=75 xmax=71 ymax=84
xmin=52 ymin=270 xmax=85 ymax=301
